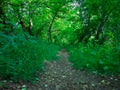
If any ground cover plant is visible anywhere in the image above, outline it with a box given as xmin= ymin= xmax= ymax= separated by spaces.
xmin=0 ymin=32 xmax=59 ymax=81
xmin=69 ymin=43 xmax=120 ymax=75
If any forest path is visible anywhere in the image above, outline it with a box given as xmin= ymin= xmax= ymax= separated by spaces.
xmin=28 ymin=49 xmax=120 ymax=90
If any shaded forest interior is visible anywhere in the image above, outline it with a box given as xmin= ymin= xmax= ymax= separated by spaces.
xmin=0 ymin=0 xmax=120 ymax=89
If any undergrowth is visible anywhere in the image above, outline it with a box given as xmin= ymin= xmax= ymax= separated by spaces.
xmin=0 ymin=32 xmax=59 ymax=81
xmin=69 ymin=43 xmax=120 ymax=75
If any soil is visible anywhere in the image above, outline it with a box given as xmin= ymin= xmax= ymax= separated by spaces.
xmin=0 ymin=49 xmax=120 ymax=90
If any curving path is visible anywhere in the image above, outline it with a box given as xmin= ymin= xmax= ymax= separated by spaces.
xmin=27 ymin=49 xmax=120 ymax=90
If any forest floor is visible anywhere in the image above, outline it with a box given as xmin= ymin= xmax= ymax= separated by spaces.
xmin=0 ymin=49 xmax=120 ymax=90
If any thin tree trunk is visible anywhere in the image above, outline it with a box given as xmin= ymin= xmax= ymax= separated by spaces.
xmin=95 ymin=7 xmax=115 ymax=40
xmin=28 ymin=3 xmax=33 ymax=36
xmin=48 ymin=12 xmax=57 ymax=42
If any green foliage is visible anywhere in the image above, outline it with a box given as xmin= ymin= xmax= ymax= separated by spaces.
xmin=43 ymin=43 xmax=60 ymax=61
xmin=0 ymin=0 xmax=120 ymax=79
xmin=0 ymin=32 xmax=59 ymax=81
xmin=69 ymin=43 xmax=120 ymax=75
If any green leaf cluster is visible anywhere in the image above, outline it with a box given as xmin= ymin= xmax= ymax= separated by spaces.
xmin=69 ymin=43 xmax=120 ymax=75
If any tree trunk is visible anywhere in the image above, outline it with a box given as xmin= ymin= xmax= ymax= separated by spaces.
xmin=28 ymin=3 xmax=33 ymax=36
xmin=95 ymin=7 xmax=115 ymax=41
xmin=48 ymin=12 xmax=57 ymax=42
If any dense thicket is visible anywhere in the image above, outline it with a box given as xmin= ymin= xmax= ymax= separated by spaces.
xmin=0 ymin=32 xmax=59 ymax=81
xmin=68 ymin=0 xmax=120 ymax=74
xmin=0 ymin=0 xmax=120 ymax=80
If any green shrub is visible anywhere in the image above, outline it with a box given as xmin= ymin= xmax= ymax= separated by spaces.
xmin=0 ymin=32 xmax=59 ymax=81
xmin=39 ymin=41 xmax=60 ymax=61
xmin=69 ymin=43 xmax=120 ymax=75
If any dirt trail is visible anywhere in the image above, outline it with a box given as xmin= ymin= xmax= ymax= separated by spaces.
xmin=27 ymin=49 xmax=120 ymax=90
